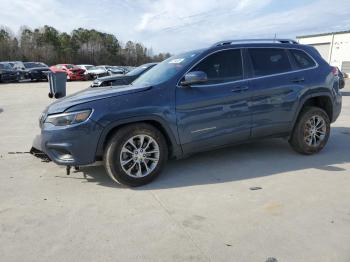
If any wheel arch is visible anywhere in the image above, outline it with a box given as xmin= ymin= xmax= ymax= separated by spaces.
xmin=95 ymin=116 xmax=183 ymax=160
xmin=291 ymin=92 xmax=334 ymax=133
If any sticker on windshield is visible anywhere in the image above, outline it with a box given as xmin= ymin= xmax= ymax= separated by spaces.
xmin=169 ymin=58 xmax=185 ymax=64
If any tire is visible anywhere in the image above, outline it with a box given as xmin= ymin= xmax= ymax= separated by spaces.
xmin=289 ymin=106 xmax=330 ymax=154
xmin=104 ymin=123 xmax=168 ymax=187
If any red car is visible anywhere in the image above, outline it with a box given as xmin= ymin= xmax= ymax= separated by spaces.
xmin=50 ymin=64 xmax=86 ymax=81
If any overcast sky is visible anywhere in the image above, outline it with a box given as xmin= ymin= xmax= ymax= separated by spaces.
xmin=1 ymin=0 xmax=350 ymax=54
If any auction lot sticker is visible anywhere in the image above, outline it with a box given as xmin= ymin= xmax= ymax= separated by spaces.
xmin=169 ymin=58 xmax=185 ymax=64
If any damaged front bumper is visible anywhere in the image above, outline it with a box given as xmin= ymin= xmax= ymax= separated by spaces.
xmin=30 ymin=119 xmax=103 ymax=166
xmin=30 ymin=146 xmax=51 ymax=162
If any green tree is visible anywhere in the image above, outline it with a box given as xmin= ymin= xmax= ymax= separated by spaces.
xmin=0 ymin=25 xmax=170 ymax=66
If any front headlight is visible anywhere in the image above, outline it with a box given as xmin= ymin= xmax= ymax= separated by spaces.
xmin=45 ymin=110 xmax=92 ymax=126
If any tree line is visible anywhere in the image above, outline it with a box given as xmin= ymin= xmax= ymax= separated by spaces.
xmin=0 ymin=25 xmax=171 ymax=66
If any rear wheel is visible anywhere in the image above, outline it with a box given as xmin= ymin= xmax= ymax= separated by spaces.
xmin=104 ymin=123 xmax=168 ymax=187
xmin=289 ymin=107 xmax=330 ymax=154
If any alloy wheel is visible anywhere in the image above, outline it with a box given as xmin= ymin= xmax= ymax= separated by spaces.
xmin=119 ymin=135 xmax=160 ymax=178
xmin=304 ymin=115 xmax=327 ymax=147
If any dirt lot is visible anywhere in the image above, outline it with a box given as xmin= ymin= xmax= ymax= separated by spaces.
xmin=0 ymin=80 xmax=350 ymax=262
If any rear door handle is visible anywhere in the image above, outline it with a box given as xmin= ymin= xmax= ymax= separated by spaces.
xmin=231 ymin=86 xmax=249 ymax=92
xmin=291 ymin=77 xmax=305 ymax=83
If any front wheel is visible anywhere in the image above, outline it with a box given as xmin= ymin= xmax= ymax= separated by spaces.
xmin=289 ymin=107 xmax=330 ymax=154
xmin=104 ymin=123 xmax=168 ymax=186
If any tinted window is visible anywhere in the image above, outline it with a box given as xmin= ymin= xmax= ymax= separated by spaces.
xmin=191 ymin=49 xmax=243 ymax=84
xmin=291 ymin=49 xmax=316 ymax=69
xmin=249 ymin=48 xmax=292 ymax=76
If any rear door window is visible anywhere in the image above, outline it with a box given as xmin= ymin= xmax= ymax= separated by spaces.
xmin=248 ymin=48 xmax=292 ymax=77
xmin=191 ymin=49 xmax=243 ymax=85
xmin=290 ymin=49 xmax=316 ymax=69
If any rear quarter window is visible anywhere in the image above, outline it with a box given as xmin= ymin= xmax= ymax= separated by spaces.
xmin=248 ymin=48 xmax=292 ymax=77
xmin=290 ymin=49 xmax=316 ymax=69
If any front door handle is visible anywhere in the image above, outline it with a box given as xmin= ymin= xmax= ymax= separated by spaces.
xmin=291 ymin=77 xmax=305 ymax=83
xmin=231 ymin=86 xmax=249 ymax=92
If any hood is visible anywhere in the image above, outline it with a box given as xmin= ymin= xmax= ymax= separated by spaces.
xmin=46 ymin=84 xmax=151 ymax=114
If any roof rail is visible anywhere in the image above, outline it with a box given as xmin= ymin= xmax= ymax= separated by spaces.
xmin=211 ymin=39 xmax=299 ymax=47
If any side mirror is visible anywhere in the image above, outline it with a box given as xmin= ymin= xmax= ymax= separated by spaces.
xmin=181 ymin=71 xmax=208 ymax=86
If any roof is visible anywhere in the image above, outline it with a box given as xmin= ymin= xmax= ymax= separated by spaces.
xmin=297 ymin=30 xmax=350 ymax=39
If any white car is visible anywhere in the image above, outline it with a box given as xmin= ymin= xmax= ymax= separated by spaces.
xmin=76 ymin=64 xmax=95 ymax=79
xmin=86 ymin=65 xmax=124 ymax=79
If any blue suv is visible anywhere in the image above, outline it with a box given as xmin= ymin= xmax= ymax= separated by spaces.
xmin=32 ymin=39 xmax=342 ymax=186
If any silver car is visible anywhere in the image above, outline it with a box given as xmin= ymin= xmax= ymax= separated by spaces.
xmin=86 ymin=65 xmax=124 ymax=79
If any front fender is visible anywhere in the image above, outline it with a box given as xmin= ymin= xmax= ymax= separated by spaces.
xmin=95 ymin=115 xmax=183 ymax=159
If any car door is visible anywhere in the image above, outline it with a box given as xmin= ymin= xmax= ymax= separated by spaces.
xmin=176 ymin=48 xmax=251 ymax=154
xmin=247 ymin=47 xmax=305 ymax=138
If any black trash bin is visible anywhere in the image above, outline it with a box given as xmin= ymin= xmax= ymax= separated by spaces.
xmin=46 ymin=71 xmax=67 ymax=99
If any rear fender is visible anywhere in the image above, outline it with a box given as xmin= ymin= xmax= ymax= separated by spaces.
xmin=291 ymin=91 xmax=333 ymax=133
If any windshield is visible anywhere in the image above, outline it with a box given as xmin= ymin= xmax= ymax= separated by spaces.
xmin=84 ymin=65 xmax=93 ymax=70
xmin=0 ymin=63 xmax=12 ymax=70
xmin=132 ymin=51 xmax=201 ymax=86
xmin=126 ymin=64 xmax=154 ymax=76
xmin=65 ymin=64 xmax=76 ymax=69
xmin=24 ymin=62 xmax=48 ymax=68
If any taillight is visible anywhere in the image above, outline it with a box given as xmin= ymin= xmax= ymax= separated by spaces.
xmin=332 ymin=67 xmax=339 ymax=76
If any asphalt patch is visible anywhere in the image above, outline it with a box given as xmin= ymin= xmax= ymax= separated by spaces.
xmin=250 ymin=186 xmax=262 ymax=191
xmin=266 ymin=258 xmax=278 ymax=262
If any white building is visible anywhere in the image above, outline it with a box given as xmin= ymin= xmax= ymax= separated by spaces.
xmin=297 ymin=30 xmax=350 ymax=74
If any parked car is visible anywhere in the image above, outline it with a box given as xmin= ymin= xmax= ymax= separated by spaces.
xmin=50 ymin=64 xmax=85 ymax=81
xmin=118 ymin=66 xmax=134 ymax=74
xmin=0 ymin=62 xmax=19 ymax=83
xmin=112 ymin=66 xmax=128 ymax=74
xmin=6 ymin=61 xmax=25 ymax=70
xmin=6 ymin=61 xmax=28 ymax=80
xmin=32 ymin=39 xmax=342 ymax=187
xmin=86 ymin=65 xmax=124 ymax=79
xmin=91 ymin=63 xmax=158 ymax=87
xmin=76 ymin=64 xmax=95 ymax=79
xmin=24 ymin=62 xmax=50 ymax=81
